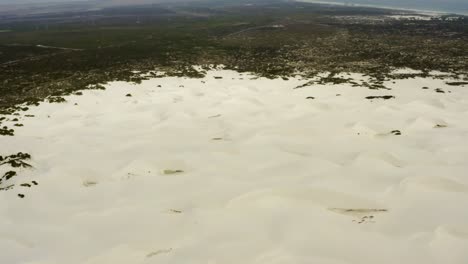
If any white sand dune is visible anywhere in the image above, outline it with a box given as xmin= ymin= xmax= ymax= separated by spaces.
xmin=1 ymin=69 xmax=468 ymax=264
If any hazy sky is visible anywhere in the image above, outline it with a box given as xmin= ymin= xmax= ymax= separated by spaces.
xmin=1 ymin=0 xmax=467 ymax=14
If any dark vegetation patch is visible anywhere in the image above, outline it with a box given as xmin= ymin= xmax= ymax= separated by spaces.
xmin=446 ymin=82 xmax=468 ymax=86
xmin=0 ymin=126 xmax=14 ymax=136
xmin=295 ymin=74 xmax=357 ymax=88
xmin=0 ymin=152 xmax=32 ymax=168
xmin=294 ymin=73 xmax=392 ymax=90
xmin=365 ymin=95 xmax=395 ymax=100
xmin=0 ymin=1 xmax=466 ymax=111
xmin=47 ymin=96 xmax=67 ymax=103
xmin=0 ymin=152 xmax=36 ymax=198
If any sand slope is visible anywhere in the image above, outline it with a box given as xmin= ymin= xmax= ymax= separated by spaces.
xmin=1 ymin=69 xmax=468 ymax=264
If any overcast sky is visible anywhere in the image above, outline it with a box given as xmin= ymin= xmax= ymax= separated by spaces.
xmin=0 ymin=0 xmax=467 ymax=14
xmin=0 ymin=0 xmax=179 ymax=6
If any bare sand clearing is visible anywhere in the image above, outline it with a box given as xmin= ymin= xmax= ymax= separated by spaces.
xmin=1 ymin=69 xmax=468 ymax=264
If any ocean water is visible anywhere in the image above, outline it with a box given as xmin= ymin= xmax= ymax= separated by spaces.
xmin=300 ymin=0 xmax=468 ymax=15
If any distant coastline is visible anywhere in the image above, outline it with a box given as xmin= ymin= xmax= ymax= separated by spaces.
xmin=296 ymin=0 xmax=468 ymax=16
